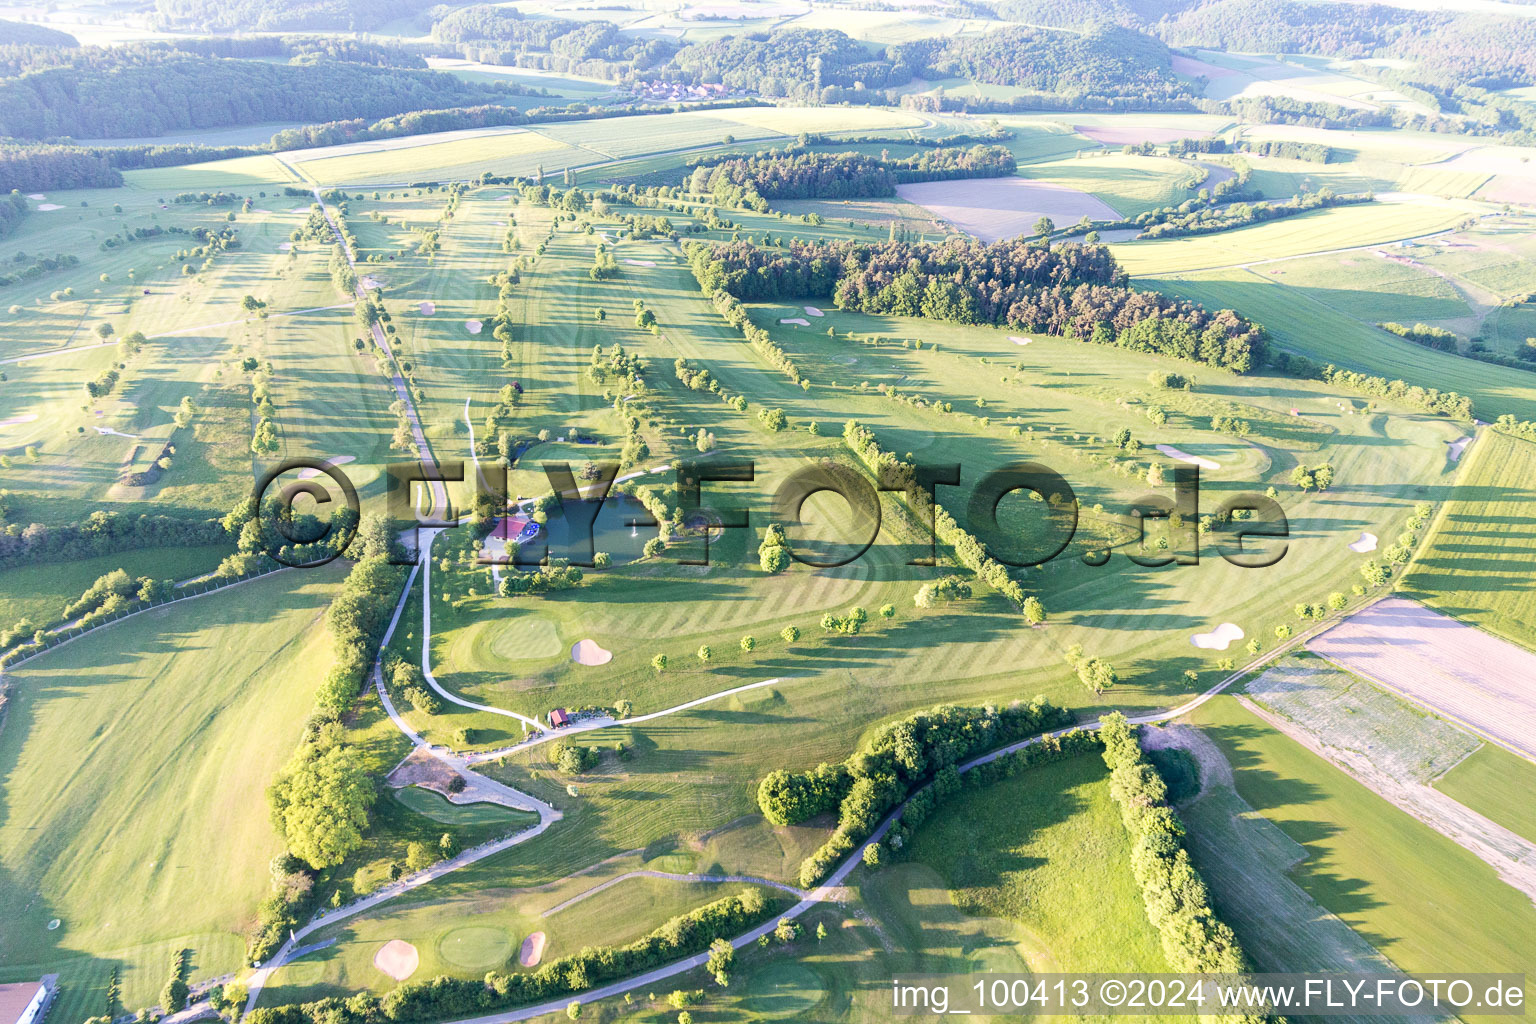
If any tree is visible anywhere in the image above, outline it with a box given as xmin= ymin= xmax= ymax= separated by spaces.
xmin=878 ymin=603 xmax=895 ymax=619
xmin=862 ymin=842 xmax=882 ymax=868
xmin=615 ymin=698 xmax=634 ymax=718
xmin=697 ymin=644 xmax=712 ymax=663
xmin=774 ymin=917 xmax=800 ymax=943
xmin=95 ymin=321 xmax=114 ymax=339
xmin=651 ymin=653 xmax=668 ymax=673
xmin=267 ymin=744 xmax=376 ymax=869
xmin=781 ymin=625 xmax=799 ymax=644
xmin=1022 ymin=596 xmax=1045 ymax=625
xmin=706 ymin=937 xmax=734 ymax=986
xmin=1359 ymin=559 xmax=1391 ymax=588
xmin=760 ymin=544 xmax=789 ymax=574
xmin=816 ymin=922 xmax=827 ymax=942
xmin=439 ymin=832 xmax=459 ymax=858
xmin=677 ymin=1014 xmax=693 ymax=1024
xmin=566 ymin=1002 xmax=581 ymax=1020
xmin=1033 ymin=215 xmax=1055 ymax=237
xmin=161 ymin=978 xmax=189 ymax=1015
xmin=406 ymin=841 xmax=434 ymax=872
xmin=740 ymin=635 xmax=756 ymax=653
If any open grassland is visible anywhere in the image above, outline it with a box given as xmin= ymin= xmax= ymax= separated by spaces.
xmin=1400 ymin=429 xmax=1536 ymax=648
xmin=1234 ymin=249 xmax=1472 ymax=325
xmin=1433 ymin=743 xmax=1536 ymax=845
xmin=290 ymin=131 xmax=598 ymax=187
xmin=0 ymin=545 xmax=228 ymax=630
xmin=896 ymin=752 xmax=1172 ymax=978
xmin=1188 ymin=693 xmax=1536 ymax=996
xmin=1113 ymin=200 xmax=1474 ymax=277
xmin=122 ymin=155 xmax=301 ymax=193
xmin=1019 ymin=152 xmax=1207 ymax=218
xmin=1143 ymin=269 xmax=1536 ymax=423
xmin=0 ymin=567 xmax=345 ymax=1022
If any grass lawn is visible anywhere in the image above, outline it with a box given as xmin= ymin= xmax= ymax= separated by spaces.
xmin=0 ymin=545 xmax=229 ymax=631
xmin=1432 ymin=742 xmax=1536 ymax=845
xmin=291 ymin=131 xmax=598 ymax=187
xmin=1187 ymin=693 xmax=1536 ymax=992
xmin=896 ymin=752 xmax=1173 ymax=978
xmin=0 ymin=566 xmax=346 ymax=1022
xmin=1020 ymin=152 xmax=1207 ymax=218
xmin=1400 ymin=429 xmax=1536 ymax=649
xmin=1144 ymin=268 xmax=1536 ymax=423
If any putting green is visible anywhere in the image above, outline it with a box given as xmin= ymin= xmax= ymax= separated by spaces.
xmin=392 ymin=786 xmax=528 ymax=827
xmin=743 ymin=962 xmax=826 ymax=1020
xmin=485 ymin=616 xmax=563 ymax=661
xmin=437 ymin=925 xmax=514 ymax=971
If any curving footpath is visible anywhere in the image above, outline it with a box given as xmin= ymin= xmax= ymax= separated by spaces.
xmin=243 ymin=562 xmax=559 ymax=1016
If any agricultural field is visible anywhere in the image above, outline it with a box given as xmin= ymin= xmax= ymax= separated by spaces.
xmin=1400 ymin=428 xmax=1536 ymax=647
xmin=6 ymin=10 xmax=1536 ymax=1023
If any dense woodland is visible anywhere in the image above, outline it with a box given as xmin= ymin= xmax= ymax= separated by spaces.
xmin=685 ymin=145 xmax=1016 ymax=209
xmin=154 ymin=0 xmax=435 ymax=32
xmin=432 ymin=6 xmax=677 ymax=78
xmin=0 ymin=18 xmax=77 ymax=47
xmin=668 ymin=27 xmax=910 ymax=102
xmin=890 ymin=25 xmax=1191 ymax=102
xmin=0 ymin=46 xmax=519 ymax=139
xmin=687 ymin=238 xmax=1268 ymax=372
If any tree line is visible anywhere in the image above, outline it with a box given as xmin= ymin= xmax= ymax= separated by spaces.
xmin=0 ymin=44 xmax=523 ymax=140
xmin=1099 ymin=713 xmax=1263 ymax=1005
xmin=686 ymin=237 xmax=1268 ymax=373
xmin=765 ymin=699 xmax=1073 ymax=888
xmin=684 ymin=145 xmax=1016 ymax=210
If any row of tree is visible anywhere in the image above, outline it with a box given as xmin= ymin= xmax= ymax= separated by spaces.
xmin=1137 ymin=188 xmax=1370 ymax=240
xmin=1099 ymin=713 xmax=1262 ymax=1004
xmin=777 ymin=699 xmax=1073 ymax=887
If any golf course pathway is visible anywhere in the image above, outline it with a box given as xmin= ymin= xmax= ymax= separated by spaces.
xmin=243 ymin=560 xmax=559 ymax=1015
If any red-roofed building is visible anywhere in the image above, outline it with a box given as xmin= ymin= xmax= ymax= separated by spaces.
xmin=549 ymin=708 xmax=570 ymax=728
xmin=0 ymin=978 xmax=52 ymax=1024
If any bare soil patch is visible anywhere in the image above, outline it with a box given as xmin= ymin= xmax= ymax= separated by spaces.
xmin=896 ymin=177 xmax=1119 ymax=243
xmin=518 ymin=931 xmax=546 ymax=967
xmin=374 ymin=939 xmax=419 ymax=981
xmin=387 ymin=747 xmax=463 ymax=795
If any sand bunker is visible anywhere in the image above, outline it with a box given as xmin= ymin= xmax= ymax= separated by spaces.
xmin=1155 ymin=444 xmax=1221 ymax=470
xmin=252 ymin=208 xmax=272 ymax=214
xmin=1348 ymin=532 xmax=1378 ymax=553
xmin=623 ymin=258 xmax=657 ymax=267
xmin=571 ymin=639 xmax=613 ymax=666
xmin=37 ymin=204 xmax=63 ymax=211
xmin=419 ymin=301 xmax=436 ymax=315
xmin=805 ymin=306 xmax=825 ymax=316
xmin=1448 ymin=436 xmax=1472 ymax=461
xmin=780 ymin=317 xmax=810 ymax=326
xmin=26 ymin=193 xmax=44 ymax=200
xmin=95 ymin=427 xmax=137 ymax=439
xmin=896 ymin=177 xmax=1120 ymax=244
xmin=297 ymin=455 xmax=357 ymax=479
xmin=360 ymin=275 xmax=383 ymax=291
xmin=290 ymin=206 xmax=311 ymax=213
xmin=47 ymin=918 xmax=60 ymax=930
xmin=518 ymin=932 xmax=546 ymax=968
xmin=0 ymin=413 xmax=40 ymax=428
xmin=1191 ymin=622 xmax=1244 ymax=650
xmin=465 ymin=319 xmax=483 ymax=334
xmin=278 ymin=241 xmax=293 ymax=251
xmin=1008 ymin=335 xmax=1033 ymax=345
xmin=374 ymin=940 xmax=419 ymax=981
